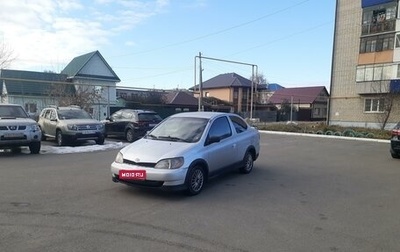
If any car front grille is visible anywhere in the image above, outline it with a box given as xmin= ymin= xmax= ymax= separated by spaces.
xmin=76 ymin=124 xmax=98 ymax=131
xmin=123 ymin=159 xmax=156 ymax=168
xmin=0 ymin=125 xmax=27 ymax=130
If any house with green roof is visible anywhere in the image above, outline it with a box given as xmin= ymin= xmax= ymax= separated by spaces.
xmin=0 ymin=50 xmax=120 ymax=120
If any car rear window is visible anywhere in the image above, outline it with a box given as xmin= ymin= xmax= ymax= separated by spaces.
xmin=138 ymin=113 xmax=162 ymax=121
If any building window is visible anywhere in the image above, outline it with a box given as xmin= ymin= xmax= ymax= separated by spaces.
xmin=397 ymin=65 xmax=400 ymax=78
xmin=360 ymin=34 xmax=394 ymax=53
xmin=25 ymin=103 xmax=37 ymax=114
xmin=356 ymin=64 xmax=393 ymax=82
xmin=364 ymin=98 xmax=385 ymax=112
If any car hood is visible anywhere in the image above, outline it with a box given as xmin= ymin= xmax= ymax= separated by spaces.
xmin=120 ymin=138 xmax=195 ymax=163
xmin=0 ymin=118 xmax=37 ymax=124
xmin=61 ymin=119 xmax=102 ymax=125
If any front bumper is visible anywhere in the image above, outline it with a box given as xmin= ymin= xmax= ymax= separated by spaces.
xmin=111 ymin=161 xmax=188 ymax=189
xmin=62 ymin=131 xmax=104 ymax=142
xmin=0 ymin=131 xmax=41 ymax=148
xmin=390 ymin=138 xmax=400 ymax=154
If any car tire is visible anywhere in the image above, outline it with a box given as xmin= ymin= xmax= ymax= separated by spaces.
xmin=96 ymin=136 xmax=105 ymax=145
xmin=185 ymin=166 xmax=205 ymax=196
xmin=239 ymin=151 xmax=254 ymax=174
xmin=126 ymin=129 xmax=135 ymax=142
xmin=11 ymin=147 xmax=22 ymax=153
xmin=391 ymin=152 xmax=400 ymax=159
xmin=29 ymin=142 xmax=41 ymax=154
xmin=56 ymin=130 xmax=65 ymax=146
xmin=40 ymin=129 xmax=46 ymax=141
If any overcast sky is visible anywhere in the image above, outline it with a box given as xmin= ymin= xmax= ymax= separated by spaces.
xmin=0 ymin=0 xmax=335 ymax=89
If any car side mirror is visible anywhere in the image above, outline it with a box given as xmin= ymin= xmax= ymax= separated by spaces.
xmin=205 ymin=136 xmax=220 ymax=146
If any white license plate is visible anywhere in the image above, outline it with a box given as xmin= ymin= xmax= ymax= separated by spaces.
xmin=82 ymin=130 xmax=96 ymax=134
xmin=4 ymin=133 xmax=24 ymax=138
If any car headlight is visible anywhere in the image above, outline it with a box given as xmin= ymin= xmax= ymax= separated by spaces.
xmin=97 ymin=124 xmax=104 ymax=130
xmin=155 ymin=157 xmax=184 ymax=169
xmin=28 ymin=124 xmax=40 ymax=131
xmin=67 ymin=124 xmax=78 ymax=131
xmin=115 ymin=152 xmax=124 ymax=164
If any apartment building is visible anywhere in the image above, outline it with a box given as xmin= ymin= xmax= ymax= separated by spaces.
xmin=330 ymin=0 xmax=400 ymax=129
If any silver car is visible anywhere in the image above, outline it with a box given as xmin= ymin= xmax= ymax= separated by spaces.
xmin=0 ymin=104 xmax=42 ymax=154
xmin=111 ymin=112 xmax=260 ymax=196
xmin=38 ymin=106 xmax=105 ymax=146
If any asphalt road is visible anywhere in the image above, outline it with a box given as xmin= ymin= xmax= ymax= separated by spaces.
xmin=1 ymin=133 xmax=399 ymax=252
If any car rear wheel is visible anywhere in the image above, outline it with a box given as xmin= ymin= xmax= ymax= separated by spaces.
xmin=29 ymin=142 xmax=41 ymax=154
xmin=239 ymin=151 xmax=254 ymax=174
xmin=185 ymin=166 xmax=205 ymax=196
xmin=126 ymin=129 xmax=135 ymax=142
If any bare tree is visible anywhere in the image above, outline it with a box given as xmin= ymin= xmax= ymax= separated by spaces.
xmin=47 ymin=83 xmax=104 ymax=112
xmin=372 ymin=82 xmax=400 ymax=130
xmin=250 ymin=72 xmax=268 ymax=85
xmin=0 ymin=42 xmax=16 ymax=69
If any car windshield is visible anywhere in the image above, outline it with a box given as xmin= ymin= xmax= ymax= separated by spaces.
xmin=138 ymin=113 xmax=162 ymax=121
xmin=146 ymin=117 xmax=208 ymax=143
xmin=0 ymin=106 xmax=28 ymax=118
xmin=58 ymin=109 xmax=92 ymax=120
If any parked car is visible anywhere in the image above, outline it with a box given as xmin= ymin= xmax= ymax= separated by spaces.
xmin=0 ymin=104 xmax=41 ymax=154
xmin=390 ymin=122 xmax=400 ymax=159
xmin=110 ymin=112 xmax=260 ymax=196
xmin=104 ymin=109 xmax=162 ymax=142
xmin=38 ymin=106 xmax=105 ymax=146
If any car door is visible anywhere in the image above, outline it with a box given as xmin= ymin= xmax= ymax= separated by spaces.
xmin=45 ymin=109 xmax=58 ymax=138
xmin=203 ymin=116 xmax=238 ymax=175
xmin=229 ymin=115 xmax=252 ymax=159
xmin=106 ymin=111 xmax=121 ymax=135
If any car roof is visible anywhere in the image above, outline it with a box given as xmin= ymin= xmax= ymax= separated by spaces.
xmin=115 ymin=109 xmax=156 ymax=114
xmin=0 ymin=104 xmax=23 ymax=107
xmin=169 ymin=111 xmax=233 ymax=120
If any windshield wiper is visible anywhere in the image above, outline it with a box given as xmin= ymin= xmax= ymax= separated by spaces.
xmin=157 ymin=135 xmax=189 ymax=142
xmin=146 ymin=134 xmax=158 ymax=140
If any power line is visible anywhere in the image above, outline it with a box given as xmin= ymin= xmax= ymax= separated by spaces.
xmin=109 ymin=0 xmax=312 ymax=58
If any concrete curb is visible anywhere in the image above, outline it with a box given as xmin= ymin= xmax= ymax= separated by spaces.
xmin=259 ymin=130 xmax=391 ymax=143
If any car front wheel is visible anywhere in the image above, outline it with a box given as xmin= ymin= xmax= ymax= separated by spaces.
xmin=29 ymin=142 xmax=41 ymax=154
xmin=185 ymin=166 xmax=205 ymax=196
xmin=391 ymin=152 xmax=400 ymax=159
xmin=56 ymin=130 xmax=65 ymax=146
xmin=96 ymin=136 xmax=105 ymax=145
xmin=239 ymin=151 xmax=254 ymax=174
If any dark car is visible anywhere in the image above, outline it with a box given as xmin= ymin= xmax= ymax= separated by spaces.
xmin=104 ymin=109 xmax=162 ymax=142
xmin=390 ymin=122 xmax=400 ymax=159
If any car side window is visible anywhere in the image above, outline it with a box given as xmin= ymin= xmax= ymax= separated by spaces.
xmin=121 ymin=111 xmax=132 ymax=120
xmin=111 ymin=111 xmax=122 ymax=121
xmin=43 ymin=110 xmax=51 ymax=119
xmin=229 ymin=115 xmax=248 ymax=134
xmin=207 ymin=116 xmax=232 ymax=141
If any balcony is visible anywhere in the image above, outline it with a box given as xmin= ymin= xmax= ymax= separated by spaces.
xmin=361 ymin=19 xmax=396 ymax=35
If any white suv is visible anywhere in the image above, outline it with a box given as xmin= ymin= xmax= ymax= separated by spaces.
xmin=0 ymin=104 xmax=42 ymax=154
xmin=38 ymin=106 xmax=105 ymax=146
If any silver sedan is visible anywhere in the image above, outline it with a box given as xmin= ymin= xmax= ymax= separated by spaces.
xmin=110 ymin=111 xmax=260 ymax=196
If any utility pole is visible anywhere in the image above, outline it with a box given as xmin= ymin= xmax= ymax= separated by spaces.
xmin=198 ymin=52 xmax=203 ymax=111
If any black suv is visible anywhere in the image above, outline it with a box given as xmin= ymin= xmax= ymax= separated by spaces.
xmin=390 ymin=122 xmax=400 ymax=159
xmin=104 ymin=109 xmax=162 ymax=142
